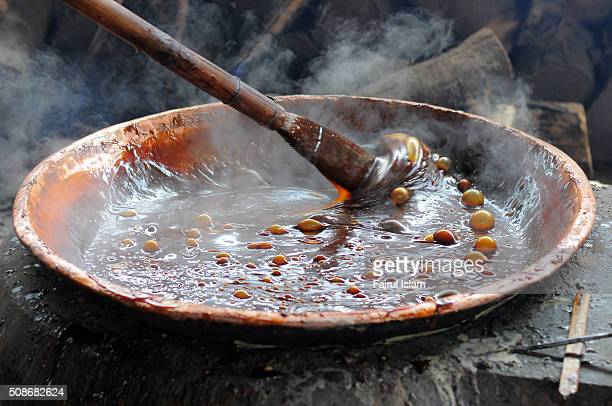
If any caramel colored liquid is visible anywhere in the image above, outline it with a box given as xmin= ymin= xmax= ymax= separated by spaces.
xmin=84 ymin=155 xmax=530 ymax=313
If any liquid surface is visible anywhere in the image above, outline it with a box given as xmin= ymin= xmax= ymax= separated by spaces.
xmin=83 ymin=146 xmax=531 ymax=313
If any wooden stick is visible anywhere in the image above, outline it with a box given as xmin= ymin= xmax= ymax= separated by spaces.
xmin=269 ymin=0 xmax=307 ymax=35
xmin=559 ymin=291 xmax=591 ymax=398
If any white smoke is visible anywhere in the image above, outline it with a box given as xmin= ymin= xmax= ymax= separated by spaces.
xmin=302 ymin=11 xmax=453 ymax=94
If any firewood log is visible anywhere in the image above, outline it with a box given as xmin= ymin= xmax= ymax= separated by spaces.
xmin=528 ymin=101 xmax=593 ymax=177
xmin=358 ymin=28 xmax=512 ymax=111
xmin=490 ymin=101 xmax=594 ymax=177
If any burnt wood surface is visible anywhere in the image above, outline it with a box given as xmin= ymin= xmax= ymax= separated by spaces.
xmin=358 ymin=28 xmax=513 ymax=111
xmin=528 ymin=101 xmax=593 ymax=177
xmin=0 ymin=184 xmax=610 ymax=405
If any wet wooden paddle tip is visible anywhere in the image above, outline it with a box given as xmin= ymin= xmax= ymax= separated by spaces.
xmin=277 ymin=114 xmax=376 ymax=192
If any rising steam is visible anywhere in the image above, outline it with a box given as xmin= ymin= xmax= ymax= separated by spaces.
xmin=0 ymin=4 xmax=533 ymax=206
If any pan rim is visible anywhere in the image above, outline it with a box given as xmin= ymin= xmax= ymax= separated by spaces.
xmin=12 ymin=95 xmax=596 ymax=330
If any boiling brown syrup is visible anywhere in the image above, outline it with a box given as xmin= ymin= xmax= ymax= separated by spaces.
xmin=83 ymin=138 xmax=530 ymax=313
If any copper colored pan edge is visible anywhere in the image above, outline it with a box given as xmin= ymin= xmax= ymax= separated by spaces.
xmin=12 ymin=96 xmax=596 ymax=330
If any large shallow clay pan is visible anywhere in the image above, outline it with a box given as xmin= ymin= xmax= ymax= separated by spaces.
xmin=13 ymin=96 xmax=595 ymax=345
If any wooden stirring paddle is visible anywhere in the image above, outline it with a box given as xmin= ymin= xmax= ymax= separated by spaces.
xmin=62 ymin=0 xmax=379 ymax=192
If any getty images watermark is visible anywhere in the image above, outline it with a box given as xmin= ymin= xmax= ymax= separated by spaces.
xmin=368 ymin=256 xmax=485 ymax=289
